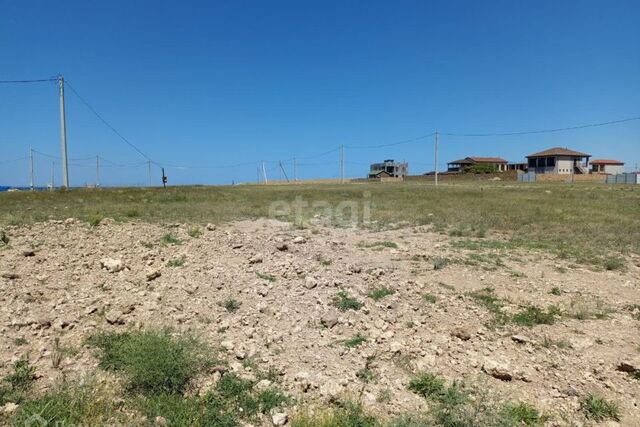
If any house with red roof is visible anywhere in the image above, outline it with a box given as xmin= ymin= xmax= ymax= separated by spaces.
xmin=447 ymin=156 xmax=508 ymax=173
xmin=590 ymin=159 xmax=624 ymax=175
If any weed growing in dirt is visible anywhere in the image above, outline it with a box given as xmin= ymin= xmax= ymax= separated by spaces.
xmin=88 ymin=213 xmax=103 ymax=227
xmin=256 ymin=272 xmax=276 ymax=282
xmin=86 ymin=329 xmax=212 ymax=395
xmin=167 ymin=255 xmax=186 ymax=267
xmin=550 ymin=286 xmax=562 ymax=296
xmin=502 ymin=403 xmax=543 ymax=426
xmin=432 ymin=256 xmax=449 ymax=270
xmin=0 ymin=358 xmax=36 ymax=405
xmin=343 ymin=333 xmax=367 ymax=348
xmin=356 ymin=368 xmax=376 ymax=383
xmin=512 ymin=306 xmax=557 ymax=327
xmin=604 ymin=256 xmax=625 ymax=271
xmin=541 ymin=336 xmax=570 ymax=349
xmin=423 ymin=293 xmax=437 ymax=304
xmin=333 ymin=291 xmax=363 ymax=311
xmin=161 ymin=233 xmax=181 ymax=245
xmin=468 ymin=287 xmax=503 ymax=314
xmin=187 ymin=227 xmax=202 ymax=238
xmin=581 ymin=393 xmax=620 ymax=422
xmin=407 ymin=372 xmax=545 ymax=426
xmin=291 ymin=400 xmax=377 ymax=427
xmin=566 ymin=297 xmax=614 ymax=320
xmin=0 ymin=230 xmax=8 ymax=245
xmin=223 ymin=299 xmax=241 ymax=312
xmin=11 ymin=382 xmax=124 ymax=426
xmin=368 ymin=287 xmax=394 ymax=301
xmin=13 ymin=337 xmax=27 ymax=346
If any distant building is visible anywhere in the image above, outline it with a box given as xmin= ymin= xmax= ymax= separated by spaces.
xmin=368 ymin=159 xmax=408 ymax=178
xmin=447 ymin=157 xmax=508 ymax=173
xmin=591 ymin=159 xmax=624 ymax=175
xmin=526 ymin=147 xmax=591 ymax=174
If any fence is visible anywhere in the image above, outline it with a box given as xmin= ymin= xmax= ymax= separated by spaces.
xmin=518 ymin=172 xmax=536 ymax=182
xmin=606 ymin=173 xmax=640 ymax=184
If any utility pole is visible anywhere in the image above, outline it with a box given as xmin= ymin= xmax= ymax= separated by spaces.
xmin=257 ymin=166 xmax=261 ymax=184
xmin=161 ymin=167 xmax=167 ymax=188
xmin=340 ymin=144 xmax=345 ymax=184
xmin=29 ymin=146 xmax=34 ymax=191
xmin=262 ymin=162 xmax=268 ymax=184
xmin=279 ymin=161 xmax=289 ymax=182
xmin=50 ymin=161 xmax=55 ymax=191
xmin=96 ymin=156 xmax=100 ymax=188
xmin=148 ymin=160 xmax=152 ymax=187
xmin=58 ymin=75 xmax=70 ymax=189
xmin=293 ymin=157 xmax=297 ymax=182
xmin=434 ymin=130 xmax=439 ymax=186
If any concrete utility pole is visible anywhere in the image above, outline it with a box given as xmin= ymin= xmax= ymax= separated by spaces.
xmin=340 ymin=144 xmax=345 ymax=184
xmin=50 ymin=161 xmax=55 ymax=191
xmin=262 ymin=162 xmax=268 ymax=184
xmin=148 ymin=160 xmax=152 ymax=187
xmin=293 ymin=157 xmax=297 ymax=182
xmin=279 ymin=161 xmax=289 ymax=182
xmin=29 ymin=146 xmax=34 ymax=191
xmin=96 ymin=156 xmax=100 ymax=188
xmin=434 ymin=130 xmax=439 ymax=186
xmin=58 ymin=75 xmax=70 ymax=188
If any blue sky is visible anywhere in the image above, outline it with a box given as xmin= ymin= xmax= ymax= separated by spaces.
xmin=1 ymin=0 xmax=639 ymax=186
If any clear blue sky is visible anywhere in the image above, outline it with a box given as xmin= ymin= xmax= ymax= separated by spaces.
xmin=1 ymin=0 xmax=639 ymax=186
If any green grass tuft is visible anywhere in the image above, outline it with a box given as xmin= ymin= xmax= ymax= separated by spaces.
xmin=343 ymin=333 xmax=367 ymax=348
xmin=86 ymin=329 xmax=211 ymax=396
xmin=367 ymin=287 xmax=394 ymax=301
xmin=161 ymin=233 xmax=181 ymax=245
xmin=581 ymin=393 xmax=621 ymax=422
xmin=333 ymin=291 xmax=363 ymax=311
xmin=423 ymin=293 xmax=437 ymax=304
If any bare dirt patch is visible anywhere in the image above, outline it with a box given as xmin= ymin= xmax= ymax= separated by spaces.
xmin=1 ymin=218 xmax=639 ymax=425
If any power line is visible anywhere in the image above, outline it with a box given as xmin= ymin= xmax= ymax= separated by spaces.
xmin=443 ymin=116 xmax=640 ymax=137
xmin=0 ymin=78 xmax=57 ymax=84
xmin=346 ymin=132 xmax=436 ymax=149
xmin=64 ymin=80 xmax=160 ymax=166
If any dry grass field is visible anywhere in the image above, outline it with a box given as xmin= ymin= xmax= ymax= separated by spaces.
xmin=0 ymin=181 xmax=639 ymax=426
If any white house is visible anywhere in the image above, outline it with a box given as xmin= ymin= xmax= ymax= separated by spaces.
xmin=590 ymin=159 xmax=624 ymax=175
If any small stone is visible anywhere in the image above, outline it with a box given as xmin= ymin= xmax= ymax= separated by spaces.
xmin=304 ymin=276 xmax=317 ymax=289
xmin=482 ymin=359 xmax=513 ymax=381
xmin=1 ymin=402 xmax=19 ymax=414
xmin=451 ymin=327 xmax=472 ymax=341
xmin=206 ymin=223 xmax=216 ymax=231
xmin=321 ymin=313 xmax=339 ymax=328
xmin=105 ymin=309 xmax=125 ymax=325
xmin=257 ymin=287 xmax=269 ymax=297
xmin=272 ymin=412 xmax=288 ymax=426
xmin=293 ymin=236 xmax=306 ymax=244
xmin=221 ymin=341 xmax=235 ymax=351
xmin=349 ymin=265 xmax=362 ymax=274
xmin=146 ymin=270 xmax=162 ymax=281
xmin=22 ymin=250 xmax=36 ymax=257
xmin=255 ymin=379 xmax=273 ymax=391
xmin=511 ymin=334 xmax=531 ymax=344
xmin=100 ymin=258 xmax=124 ymax=273
xmin=249 ymin=255 xmax=263 ymax=264
xmin=155 ymin=415 xmax=168 ymax=426
xmin=1 ymin=272 xmax=20 ymax=280
xmin=276 ymin=243 xmax=288 ymax=251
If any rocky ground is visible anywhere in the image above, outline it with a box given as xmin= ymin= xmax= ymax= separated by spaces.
xmin=0 ymin=218 xmax=639 ymax=425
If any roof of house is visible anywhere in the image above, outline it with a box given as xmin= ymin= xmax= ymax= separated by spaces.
xmin=449 ymin=156 xmax=508 ymax=164
xmin=526 ymin=147 xmax=591 ymax=158
xmin=591 ymin=159 xmax=624 ymax=165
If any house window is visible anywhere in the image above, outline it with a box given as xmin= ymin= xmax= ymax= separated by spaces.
xmin=547 ymin=157 xmax=555 ymax=167
xmin=528 ymin=158 xmax=536 ymax=167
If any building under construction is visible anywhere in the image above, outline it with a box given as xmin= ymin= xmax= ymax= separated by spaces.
xmin=368 ymin=159 xmax=408 ymax=178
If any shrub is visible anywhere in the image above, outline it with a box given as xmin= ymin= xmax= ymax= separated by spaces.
xmin=502 ymin=402 xmax=543 ymax=426
xmin=187 ymin=227 xmax=202 ymax=238
xmin=167 ymin=255 xmax=186 ymax=267
xmin=291 ymin=400 xmax=377 ymax=427
xmin=86 ymin=329 xmax=211 ymax=395
xmin=408 ymin=373 xmax=445 ymax=399
xmin=604 ymin=256 xmax=625 ymax=271
xmin=333 ymin=291 xmax=363 ymax=311
xmin=367 ymin=287 xmax=394 ymax=301
xmin=0 ymin=231 xmax=8 ymax=245
xmin=432 ymin=257 xmax=449 ymax=270
xmin=581 ymin=393 xmax=620 ymax=422
xmin=223 ymin=299 xmax=241 ymax=312
xmin=550 ymin=286 xmax=562 ymax=296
